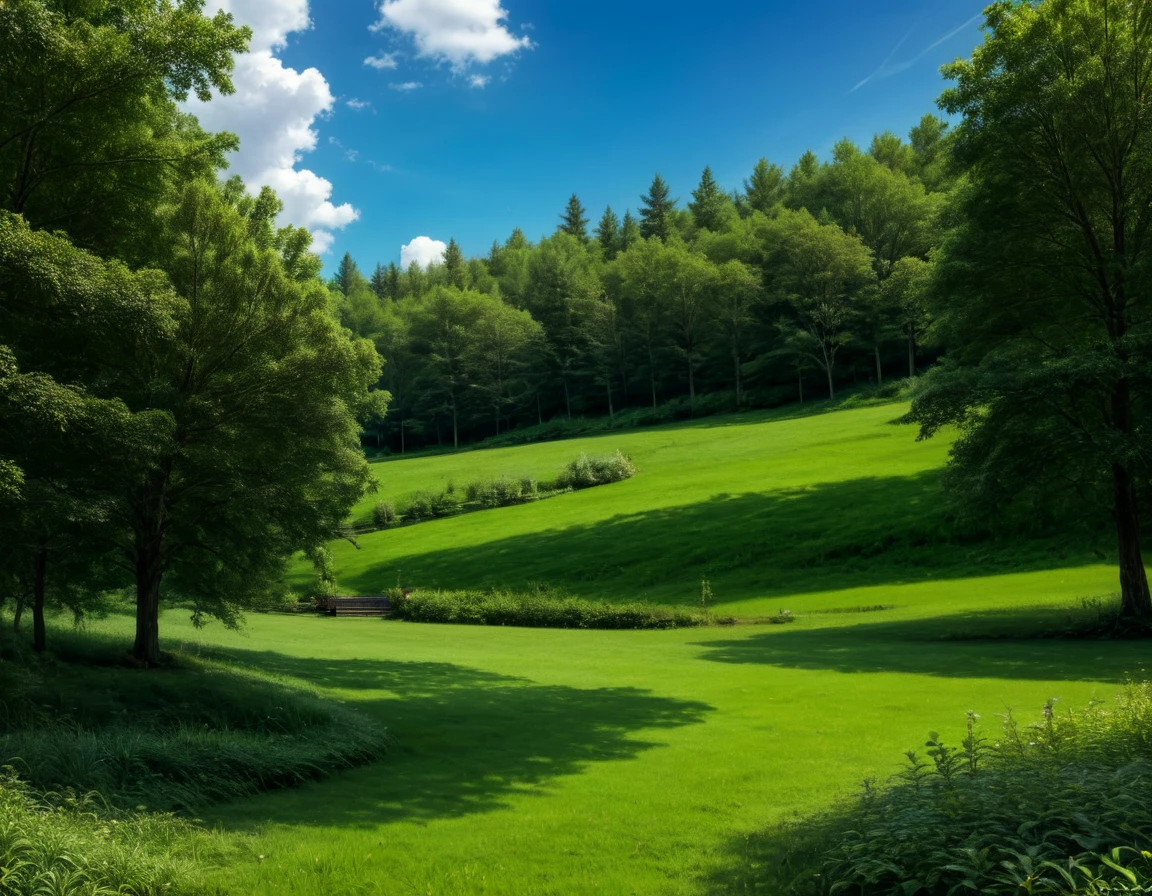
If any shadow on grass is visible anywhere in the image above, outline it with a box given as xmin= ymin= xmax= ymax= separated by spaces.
xmin=205 ymin=647 xmax=713 ymax=829
xmin=691 ymin=607 xmax=1147 ymax=683
xmin=339 ymin=471 xmax=1100 ymax=602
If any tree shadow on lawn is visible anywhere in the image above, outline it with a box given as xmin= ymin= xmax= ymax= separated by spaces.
xmin=691 ymin=608 xmax=1147 ymax=683
xmin=340 ymin=471 xmax=1101 ymax=602
xmin=204 ymin=647 xmax=713 ymax=829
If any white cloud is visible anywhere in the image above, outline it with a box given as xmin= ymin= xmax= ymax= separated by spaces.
xmin=189 ymin=0 xmax=358 ymax=253
xmin=390 ymin=81 xmax=424 ymax=91
xmin=468 ymin=74 xmax=490 ymax=89
xmin=371 ymin=0 xmax=532 ymax=69
xmin=364 ymin=52 xmax=400 ymax=70
xmin=401 ymin=236 xmax=447 ymax=268
xmin=346 ymin=97 xmax=372 ymax=110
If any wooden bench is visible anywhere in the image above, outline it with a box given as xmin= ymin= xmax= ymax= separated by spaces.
xmin=325 ymin=596 xmax=394 ymax=618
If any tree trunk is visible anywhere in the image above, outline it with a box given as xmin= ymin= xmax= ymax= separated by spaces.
xmin=32 ymin=540 xmax=47 ymax=652
xmin=687 ymin=348 xmax=696 ymax=414
xmin=648 ymin=343 xmax=657 ymax=409
xmin=451 ymin=402 xmax=458 ymax=450
xmin=825 ymin=364 xmax=835 ymax=400
xmin=133 ymin=531 xmax=164 ymax=666
xmin=874 ymin=344 xmax=883 ymax=385
xmin=536 ymin=390 xmax=542 ymax=426
xmin=733 ymin=351 xmax=742 ymax=409
xmin=606 ymin=380 xmax=614 ymax=419
xmin=908 ymin=328 xmax=916 ymax=378
xmin=798 ymin=366 xmax=804 ymax=403
xmin=1115 ymin=462 xmax=1152 ymax=620
xmin=563 ymin=376 xmax=572 ymax=419
xmin=400 ymin=415 xmax=405 ymax=454
xmin=12 ymin=594 xmax=24 ymax=633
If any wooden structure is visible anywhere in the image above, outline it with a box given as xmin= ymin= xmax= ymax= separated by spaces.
xmin=324 ymin=596 xmax=394 ymax=617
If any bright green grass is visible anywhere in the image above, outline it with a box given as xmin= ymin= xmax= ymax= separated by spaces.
xmin=69 ymin=401 xmax=1142 ymax=894
xmin=310 ymin=403 xmax=1094 ymax=613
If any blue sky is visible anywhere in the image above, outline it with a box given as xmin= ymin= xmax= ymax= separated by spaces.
xmin=197 ymin=1 xmax=987 ymax=272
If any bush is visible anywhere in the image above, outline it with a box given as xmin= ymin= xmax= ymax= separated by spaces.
xmin=403 ymin=489 xmax=458 ymax=521
xmin=0 ymin=771 xmax=223 ymax=896
xmin=465 ymin=477 xmax=539 ymax=508
xmin=372 ymin=500 xmax=398 ymax=528
xmin=763 ymin=685 xmax=1152 ymax=895
xmin=556 ymin=450 xmax=638 ymax=490
xmin=390 ymin=589 xmax=711 ymax=630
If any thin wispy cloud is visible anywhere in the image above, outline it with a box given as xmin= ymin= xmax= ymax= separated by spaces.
xmin=390 ymin=81 xmax=423 ymax=92
xmin=852 ymin=12 xmax=982 ymax=92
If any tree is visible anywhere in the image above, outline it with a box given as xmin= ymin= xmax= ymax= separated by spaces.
xmin=639 ymin=174 xmax=677 ymax=241
xmin=620 ymin=211 xmax=642 ymax=251
xmin=663 ymin=243 xmax=716 ymax=408
xmin=768 ymin=209 xmax=875 ymax=399
xmin=369 ymin=263 xmax=389 ymax=300
xmin=613 ymin=239 xmax=673 ymax=408
xmin=468 ymin=298 xmax=544 ymax=434
xmin=711 ymin=261 xmax=762 ymax=407
xmin=559 ymin=194 xmax=590 ymax=244
xmin=122 ymin=182 xmax=382 ymax=663
xmin=0 ymin=0 xmax=247 ymax=260
xmin=907 ymin=0 xmax=1152 ymax=620
xmin=595 ymin=206 xmax=621 ymax=260
xmin=334 ymin=253 xmax=360 ymax=295
xmin=744 ymin=158 xmax=786 ymax=215
xmin=882 ymin=256 xmax=934 ymax=377
xmin=442 ymin=239 xmax=468 ymax=290
xmin=409 ymin=287 xmax=482 ymax=449
xmin=689 ymin=166 xmax=729 ymax=232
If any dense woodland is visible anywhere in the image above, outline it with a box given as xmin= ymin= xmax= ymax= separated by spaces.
xmin=334 ymin=127 xmax=951 ymax=451
xmin=0 ymin=0 xmax=1149 ymax=666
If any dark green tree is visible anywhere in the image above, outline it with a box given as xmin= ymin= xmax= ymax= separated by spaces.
xmin=443 ymin=238 xmax=468 ymax=289
xmin=334 ymin=252 xmax=361 ymax=296
xmin=907 ymin=0 xmax=1152 ymax=619
xmin=744 ymin=158 xmax=786 ymax=215
xmin=620 ymin=211 xmax=642 ymax=251
xmin=639 ymin=173 xmax=677 ymax=241
xmin=559 ymin=194 xmax=590 ymax=244
xmin=689 ymin=166 xmax=729 ymax=232
xmin=596 ymin=206 xmax=621 ymax=260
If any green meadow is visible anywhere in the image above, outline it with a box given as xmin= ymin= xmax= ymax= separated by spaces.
xmin=61 ymin=400 xmax=1135 ymax=895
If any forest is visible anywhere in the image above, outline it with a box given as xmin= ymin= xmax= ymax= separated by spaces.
xmin=335 ymin=127 xmax=949 ymax=451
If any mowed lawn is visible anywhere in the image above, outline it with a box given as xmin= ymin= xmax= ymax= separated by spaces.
xmin=78 ymin=401 xmax=1137 ymax=894
xmin=304 ymin=403 xmax=1097 ymax=614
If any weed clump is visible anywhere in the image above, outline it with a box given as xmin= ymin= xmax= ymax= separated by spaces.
xmin=756 ymin=685 xmax=1152 ymax=895
xmin=372 ymin=500 xmax=398 ymax=528
xmin=465 ymin=477 xmax=539 ymax=508
xmin=556 ymin=450 xmax=638 ymax=490
xmin=390 ymin=588 xmax=709 ymax=630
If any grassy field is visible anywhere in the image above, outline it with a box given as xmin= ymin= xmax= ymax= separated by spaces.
xmin=49 ymin=399 xmax=1130 ymax=895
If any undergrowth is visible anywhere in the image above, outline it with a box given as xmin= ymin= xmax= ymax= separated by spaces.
xmin=747 ymin=684 xmax=1152 ymax=895
xmin=390 ymin=588 xmax=718 ymax=630
xmin=0 ymin=770 xmax=227 ymax=896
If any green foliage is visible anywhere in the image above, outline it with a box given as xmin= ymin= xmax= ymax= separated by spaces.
xmin=638 ymin=173 xmax=678 ymax=241
xmin=0 ymin=771 xmax=221 ymax=896
xmin=0 ymin=640 xmax=388 ymax=814
xmin=555 ymin=450 xmax=638 ymax=490
xmin=465 ymin=477 xmax=539 ymax=508
xmin=389 ymin=589 xmax=711 ymax=630
xmin=767 ymin=686 xmax=1152 ymax=896
xmin=372 ymin=501 xmax=399 ymax=528
xmin=402 ymin=489 xmax=459 ymax=521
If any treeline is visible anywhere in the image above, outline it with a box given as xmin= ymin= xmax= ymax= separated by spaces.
xmin=335 ymin=119 xmax=953 ymax=450
xmin=0 ymin=1 xmax=383 ymax=663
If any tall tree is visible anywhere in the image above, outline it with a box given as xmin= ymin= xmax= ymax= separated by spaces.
xmin=711 ymin=261 xmax=762 ymax=407
xmin=744 ymin=158 xmax=786 ymax=215
xmin=768 ymin=209 xmax=875 ymax=399
xmin=334 ymin=252 xmax=361 ymax=296
xmin=639 ymin=173 xmax=677 ymax=241
xmin=613 ymin=239 xmax=673 ymax=408
xmin=467 ymin=298 xmax=544 ymax=435
xmin=882 ymin=256 xmax=934 ymax=377
xmin=0 ymin=0 xmax=247 ymax=260
xmin=410 ymin=287 xmax=482 ymax=449
xmin=369 ymin=263 xmax=388 ymax=300
xmin=443 ymin=238 xmax=468 ymax=289
xmin=908 ymin=0 xmax=1152 ymax=620
xmin=596 ymin=206 xmax=621 ymax=260
xmin=620 ymin=211 xmax=642 ymax=251
xmin=559 ymin=194 xmax=590 ymax=244
xmin=689 ymin=166 xmax=729 ymax=232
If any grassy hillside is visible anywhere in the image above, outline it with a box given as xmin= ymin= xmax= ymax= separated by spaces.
xmin=308 ymin=402 xmax=1096 ymax=615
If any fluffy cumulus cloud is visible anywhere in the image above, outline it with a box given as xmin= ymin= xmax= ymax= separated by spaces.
xmin=364 ymin=52 xmax=399 ymax=70
xmin=372 ymin=0 xmax=532 ymax=69
xmin=401 ymin=236 xmax=447 ymax=268
xmin=188 ymin=0 xmax=357 ymax=252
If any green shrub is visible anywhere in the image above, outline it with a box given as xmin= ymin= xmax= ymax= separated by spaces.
xmin=390 ymin=589 xmax=710 ymax=630
xmin=765 ymin=685 xmax=1152 ymax=895
xmin=403 ymin=489 xmax=458 ymax=521
xmin=0 ymin=771 xmax=224 ymax=896
xmin=372 ymin=500 xmax=398 ymax=528
xmin=556 ymin=450 xmax=638 ymax=490
xmin=465 ymin=477 xmax=540 ymax=508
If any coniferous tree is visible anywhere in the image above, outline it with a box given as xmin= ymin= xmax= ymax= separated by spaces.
xmin=639 ymin=174 xmax=677 ymax=241
xmin=334 ymin=253 xmax=360 ymax=296
xmin=385 ymin=262 xmax=402 ymax=300
xmin=689 ymin=166 xmax=728 ymax=232
xmin=559 ymin=194 xmax=590 ymax=244
xmin=443 ymin=239 xmax=468 ymax=289
xmin=744 ymin=158 xmax=786 ymax=214
xmin=596 ymin=206 xmax=621 ymax=260
xmin=620 ymin=211 xmax=642 ymax=251
xmin=369 ymin=263 xmax=388 ymax=300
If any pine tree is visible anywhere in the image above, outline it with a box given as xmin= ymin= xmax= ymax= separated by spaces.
xmin=559 ymin=194 xmax=590 ymax=244
xmin=334 ymin=252 xmax=360 ymax=296
xmin=689 ymin=166 xmax=728 ymax=231
xmin=369 ymin=263 xmax=388 ymax=300
xmin=620 ymin=210 xmax=641 ymax=251
xmin=595 ymin=206 xmax=621 ymax=260
xmin=443 ymin=238 xmax=467 ymax=289
xmin=639 ymin=173 xmax=677 ymax=241
xmin=385 ymin=262 xmax=402 ymax=300
xmin=506 ymin=228 xmax=529 ymax=251
xmin=744 ymin=158 xmax=785 ymax=214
